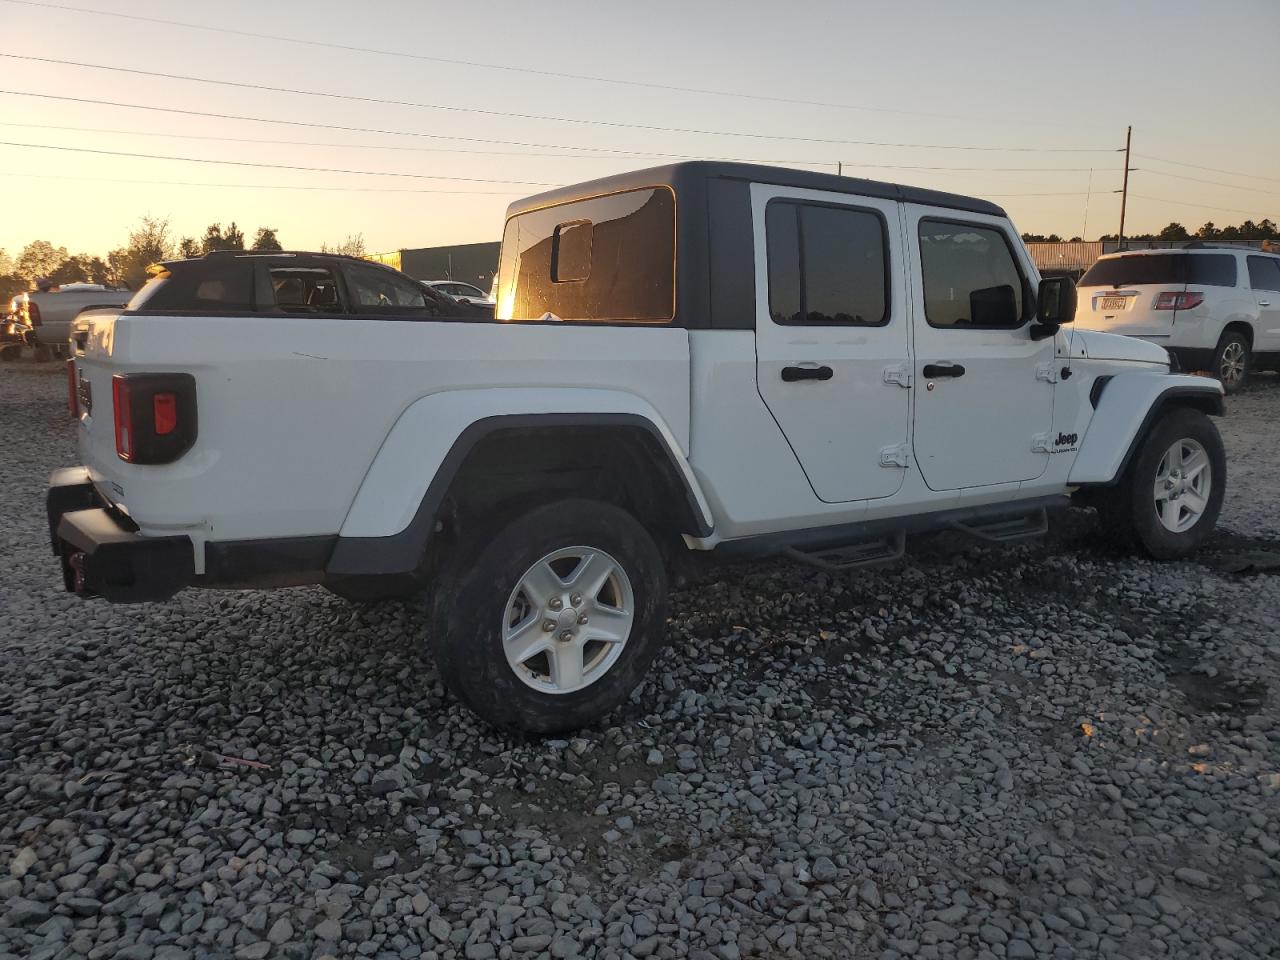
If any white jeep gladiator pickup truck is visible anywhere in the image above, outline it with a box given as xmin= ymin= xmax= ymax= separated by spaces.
xmin=48 ymin=162 xmax=1226 ymax=733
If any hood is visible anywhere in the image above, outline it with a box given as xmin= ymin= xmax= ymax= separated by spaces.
xmin=1070 ymin=329 xmax=1169 ymax=366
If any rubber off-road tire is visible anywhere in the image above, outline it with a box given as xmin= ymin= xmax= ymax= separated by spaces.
xmin=1212 ymin=330 xmax=1250 ymax=394
xmin=430 ymin=499 xmax=669 ymax=734
xmin=1097 ymin=407 xmax=1225 ymax=560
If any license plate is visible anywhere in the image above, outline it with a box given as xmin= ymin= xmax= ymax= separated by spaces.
xmin=1099 ymin=296 xmax=1127 ymax=311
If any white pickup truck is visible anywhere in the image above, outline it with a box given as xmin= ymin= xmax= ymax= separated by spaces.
xmin=14 ymin=283 xmax=133 ymax=358
xmin=48 ymin=162 xmax=1226 ymax=733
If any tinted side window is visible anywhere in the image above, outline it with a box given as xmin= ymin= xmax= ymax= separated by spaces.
xmin=1247 ymin=256 xmax=1280 ymax=292
xmin=136 ymin=260 xmax=255 ymax=311
xmin=345 ymin=264 xmax=429 ymax=314
xmin=268 ymin=267 xmax=341 ymax=313
xmin=766 ymin=201 xmax=888 ymax=326
xmin=919 ymin=220 xmax=1025 ymax=329
xmin=496 ymin=187 xmax=675 ymax=323
xmin=1186 ymin=255 xmax=1237 ymax=287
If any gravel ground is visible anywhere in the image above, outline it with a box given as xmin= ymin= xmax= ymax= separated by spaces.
xmin=1 ymin=360 xmax=1278 ymax=960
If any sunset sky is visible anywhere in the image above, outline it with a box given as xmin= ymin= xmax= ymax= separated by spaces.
xmin=1 ymin=0 xmax=1277 ymax=259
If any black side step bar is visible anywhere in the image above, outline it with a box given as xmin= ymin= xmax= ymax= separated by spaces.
xmin=949 ymin=507 xmax=1049 ymax=543
xmin=783 ymin=530 xmax=906 ymax=573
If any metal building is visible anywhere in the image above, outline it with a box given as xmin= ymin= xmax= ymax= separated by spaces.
xmin=369 ymin=241 xmax=501 ymax=288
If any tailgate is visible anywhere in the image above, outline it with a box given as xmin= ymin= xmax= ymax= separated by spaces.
xmin=1075 ymin=284 xmax=1177 ymax=336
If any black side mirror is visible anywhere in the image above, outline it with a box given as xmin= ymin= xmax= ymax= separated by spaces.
xmin=1037 ymin=276 xmax=1077 ymax=327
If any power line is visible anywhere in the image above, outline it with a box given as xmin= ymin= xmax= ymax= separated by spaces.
xmin=0 ymin=53 xmax=1119 ymax=154
xmin=1 ymin=171 xmax=534 ymax=195
xmin=1136 ymin=153 xmax=1280 ymax=186
xmin=0 ymin=169 xmax=1099 ymax=201
xmin=0 ymin=119 xmax=682 ymax=161
xmin=0 ymin=0 xmax=1101 ymax=129
xmin=1139 ymin=167 xmax=1280 ymax=197
xmin=0 ymin=99 xmax=1107 ymax=175
xmin=1129 ymin=193 xmax=1277 ymax=218
xmin=0 ymin=120 xmax=1110 ymax=173
xmin=0 ymin=88 xmax=742 ymax=159
xmin=0 ymin=140 xmax=562 ymax=185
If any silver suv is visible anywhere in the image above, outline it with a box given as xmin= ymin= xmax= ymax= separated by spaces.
xmin=1076 ymin=245 xmax=1280 ymax=392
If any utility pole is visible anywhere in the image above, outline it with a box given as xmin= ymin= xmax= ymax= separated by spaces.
xmin=837 ymin=161 xmax=843 ymax=177
xmin=1118 ymin=126 xmax=1132 ymax=249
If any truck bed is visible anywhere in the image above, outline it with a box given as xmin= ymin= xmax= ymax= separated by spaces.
xmin=73 ymin=311 xmax=692 ymax=567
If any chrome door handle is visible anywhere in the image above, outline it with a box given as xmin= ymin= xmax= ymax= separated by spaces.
xmin=1260 ymin=300 xmax=1272 ymax=307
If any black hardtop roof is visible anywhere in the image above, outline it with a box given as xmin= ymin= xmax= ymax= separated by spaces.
xmin=505 ymin=161 xmax=1007 ymax=219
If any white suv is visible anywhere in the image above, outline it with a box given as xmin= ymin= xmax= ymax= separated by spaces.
xmin=1076 ymin=245 xmax=1280 ymax=392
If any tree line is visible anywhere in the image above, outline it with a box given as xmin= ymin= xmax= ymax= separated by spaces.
xmin=1 ymin=216 xmax=368 ymax=304
xmin=1021 ymin=218 xmax=1280 ymax=244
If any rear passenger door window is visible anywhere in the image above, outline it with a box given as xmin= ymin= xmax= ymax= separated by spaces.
xmin=267 ymin=267 xmax=342 ymax=313
xmin=344 ymin=264 xmax=431 ymax=316
xmin=766 ymin=201 xmax=889 ymax=326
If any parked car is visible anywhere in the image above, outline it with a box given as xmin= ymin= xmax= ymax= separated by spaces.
xmin=18 ymin=283 xmax=133 ymax=358
xmin=424 ymin=280 xmax=496 ymax=307
xmin=1075 ymin=244 xmax=1280 ymax=392
xmin=49 ymin=162 xmax=1225 ymax=733
xmin=119 ymin=251 xmax=491 ymax=322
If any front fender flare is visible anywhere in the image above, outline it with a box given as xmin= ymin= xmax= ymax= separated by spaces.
xmin=327 ymin=388 xmax=712 ymax=577
xmin=1069 ymin=374 xmax=1224 ymax=486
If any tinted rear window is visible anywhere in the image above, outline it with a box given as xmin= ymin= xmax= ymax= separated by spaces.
xmin=496 ymin=187 xmax=675 ymax=322
xmin=129 ymin=260 xmax=255 ymax=311
xmin=1080 ymin=253 xmax=1237 ymax=288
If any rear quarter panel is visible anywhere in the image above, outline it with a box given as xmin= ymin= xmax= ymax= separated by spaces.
xmin=74 ymin=315 xmax=692 ymax=560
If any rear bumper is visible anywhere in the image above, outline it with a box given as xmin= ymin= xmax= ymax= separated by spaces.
xmin=48 ymin=468 xmax=194 ymax=602
xmin=47 ymin=467 xmax=336 ymax=602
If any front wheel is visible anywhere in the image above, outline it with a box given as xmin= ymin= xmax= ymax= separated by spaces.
xmin=1212 ymin=331 xmax=1249 ymax=394
xmin=1098 ymin=407 xmax=1225 ymax=560
xmin=431 ymin=499 xmax=669 ymax=734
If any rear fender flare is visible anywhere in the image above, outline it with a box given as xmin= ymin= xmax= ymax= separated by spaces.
xmin=1069 ymin=374 xmax=1225 ymax=486
xmin=327 ymin=388 xmax=711 ymax=576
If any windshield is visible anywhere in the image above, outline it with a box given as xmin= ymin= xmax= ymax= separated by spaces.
xmin=1080 ymin=253 xmax=1237 ymax=288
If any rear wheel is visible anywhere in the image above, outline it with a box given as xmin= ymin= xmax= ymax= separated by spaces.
xmin=1212 ymin=330 xmax=1250 ymax=393
xmin=1097 ymin=407 xmax=1225 ymax=559
xmin=430 ymin=499 xmax=668 ymax=734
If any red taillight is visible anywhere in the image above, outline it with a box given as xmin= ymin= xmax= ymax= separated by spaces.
xmin=67 ymin=360 xmax=78 ymax=418
xmin=113 ymin=376 xmax=133 ymax=461
xmin=110 ymin=373 xmax=197 ymax=464
xmin=153 ymin=392 xmax=177 ymax=435
xmin=28 ymin=300 xmax=41 ymax=326
xmin=1153 ymin=291 xmax=1205 ymax=311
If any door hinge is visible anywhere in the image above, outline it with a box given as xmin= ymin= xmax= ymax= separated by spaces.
xmin=879 ymin=442 xmax=910 ymax=468
xmin=1031 ymin=432 xmax=1052 ymax=453
xmin=883 ymin=363 xmax=913 ymax=388
xmin=1036 ymin=363 xmax=1059 ymax=384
